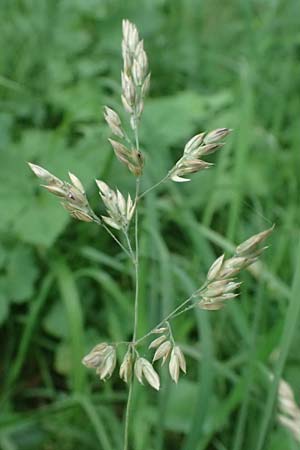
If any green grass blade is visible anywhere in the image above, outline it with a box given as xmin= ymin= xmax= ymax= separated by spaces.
xmin=232 ymin=284 xmax=265 ymax=450
xmin=255 ymin=236 xmax=300 ymax=450
xmin=3 ymin=274 xmax=53 ymax=400
xmin=76 ymin=395 xmax=114 ymax=450
xmin=54 ymin=259 xmax=87 ymax=394
xmin=226 ymin=63 xmax=254 ymax=241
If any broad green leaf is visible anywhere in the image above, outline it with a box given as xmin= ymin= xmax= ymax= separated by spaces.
xmin=0 ymin=130 xmax=110 ymax=247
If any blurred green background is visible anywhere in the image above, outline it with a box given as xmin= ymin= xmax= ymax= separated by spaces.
xmin=1 ymin=0 xmax=300 ymax=449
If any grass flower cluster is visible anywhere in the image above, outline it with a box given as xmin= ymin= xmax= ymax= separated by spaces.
xmin=28 ymin=19 xmax=274 ymax=450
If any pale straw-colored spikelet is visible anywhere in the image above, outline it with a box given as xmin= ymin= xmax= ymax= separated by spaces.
xmin=277 ymin=378 xmax=300 ymax=442
xmin=235 ymin=226 xmax=274 ymax=257
xmin=169 ymin=346 xmax=186 ymax=383
xmin=198 ymin=227 xmax=273 ymax=310
xmin=207 ymin=254 xmax=225 ymax=282
xmin=119 ymin=348 xmax=133 ymax=384
xmin=121 ymin=19 xmax=150 ymax=130
xmin=204 ymin=128 xmax=232 ymax=144
xmin=108 ymin=138 xmax=144 ymax=176
xmin=28 ymin=163 xmax=95 ymax=222
xmin=28 ymin=163 xmax=63 ymax=186
xmin=82 ymin=343 xmax=110 ymax=368
xmin=152 ymin=340 xmax=172 ymax=365
xmin=148 ymin=331 xmax=187 ymax=383
xmin=152 ymin=327 xmax=168 ymax=334
xmin=169 ymin=128 xmax=232 ymax=182
xmin=96 ymin=180 xmax=135 ymax=230
xmin=134 ymin=357 xmax=160 ymax=391
xmin=148 ymin=335 xmax=167 ymax=349
xmin=104 ymin=106 xmax=124 ymax=138
xmin=104 ymin=20 xmax=149 ymax=176
xmin=82 ymin=343 xmax=116 ymax=381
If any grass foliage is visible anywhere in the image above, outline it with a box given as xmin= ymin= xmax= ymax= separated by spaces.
xmin=1 ymin=0 xmax=300 ymax=449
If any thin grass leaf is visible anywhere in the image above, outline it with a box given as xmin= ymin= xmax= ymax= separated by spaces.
xmin=54 ymin=260 xmax=87 ymax=393
xmin=255 ymin=237 xmax=300 ymax=450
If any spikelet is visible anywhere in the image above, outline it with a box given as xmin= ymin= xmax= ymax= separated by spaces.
xmin=108 ymin=139 xmax=144 ymax=176
xmin=104 ymin=106 xmax=124 ymax=138
xmin=152 ymin=340 xmax=172 ymax=366
xmin=277 ymin=378 xmax=300 ymax=442
xmin=134 ymin=357 xmax=160 ymax=390
xmin=121 ymin=19 xmax=150 ymax=130
xmin=148 ymin=335 xmax=167 ymax=349
xmin=169 ymin=346 xmax=186 ymax=383
xmin=96 ymin=180 xmax=135 ymax=230
xmin=28 ymin=163 xmax=95 ymax=222
xmin=169 ymin=128 xmax=231 ymax=182
xmin=82 ymin=343 xmax=116 ymax=381
xmin=119 ymin=348 xmax=133 ymax=383
xmin=198 ymin=227 xmax=273 ymax=310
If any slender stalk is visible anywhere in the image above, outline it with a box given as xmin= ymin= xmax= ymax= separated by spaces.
xmin=103 ymin=224 xmax=132 ymax=258
xmin=133 ymin=177 xmax=140 ymax=341
xmin=123 ymin=124 xmax=141 ymax=450
xmin=166 ymin=321 xmax=175 ymax=345
xmin=135 ymin=293 xmax=197 ymax=346
xmin=92 ymin=213 xmax=132 ymax=259
xmin=138 ymin=174 xmax=169 ymax=200
xmin=171 ymin=303 xmax=195 ymax=320
xmin=123 ymin=230 xmax=136 ymax=263
xmin=123 ymin=372 xmax=134 ymax=450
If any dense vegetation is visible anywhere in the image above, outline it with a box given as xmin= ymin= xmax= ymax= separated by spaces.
xmin=0 ymin=1 xmax=300 ymax=449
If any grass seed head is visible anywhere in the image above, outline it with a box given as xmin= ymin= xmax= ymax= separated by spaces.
xmin=28 ymin=163 xmax=64 ymax=186
xmin=169 ymin=346 xmax=186 ymax=383
xmin=184 ymin=133 xmax=205 ymax=156
xmin=96 ymin=179 xmax=135 ymax=230
xmin=235 ymin=226 xmax=274 ymax=257
xmin=96 ymin=346 xmax=117 ymax=380
xmin=149 ymin=335 xmax=167 ymax=349
xmin=119 ymin=348 xmax=133 ymax=383
xmin=152 ymin=340 xmax=172 ymax=365
xmin=170 ymin=128 xmax=230 ymax=183
xmin=198 ymin=300 xmax=225 ymax=311
xmin=29 ymin=163 xmax=96 ymax=223
xmin=207 ymin=254 xmax=225 ymax=281
xmin=104 ymin=106 xmax=124 ymax=138
xmin=277 ymin=378 xmax=300 ymax=442
xmin=82 ymin=343 xmax=111 ymax=369
xmin=108 ymin=139 xmax=144 ymax=176
xmin=68 ymin=172 xmax=85 ymax=194
xmin=152 ymin=327 xmax=168 ymax=334
xmin=121 ymin=20 xmax=150 ymax=128
xmin=134 ymin=357 xmax=160 ymax=390
xmin=204 ymin=128 xmax=232 ymax=144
